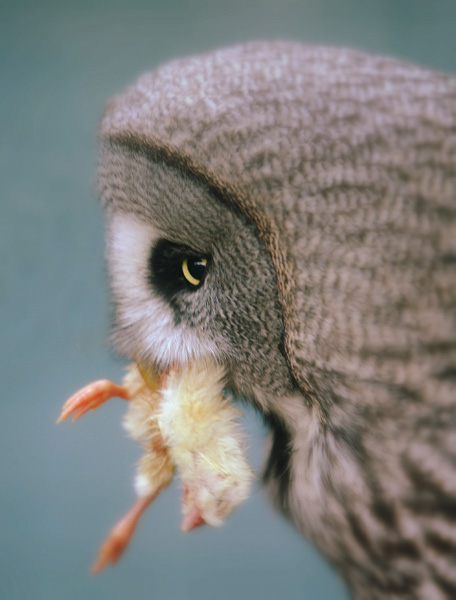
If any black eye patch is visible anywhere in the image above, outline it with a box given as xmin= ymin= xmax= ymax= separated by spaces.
xmin=148 ymin=239 xmax=209 ymax=302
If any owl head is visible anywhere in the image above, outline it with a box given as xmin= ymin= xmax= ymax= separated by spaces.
xmin=99 ymin=147 xmax=294 ymax=408
xmin=97 ymin=42 xmax=321 ymax=411
xmin=98 ymin=41 xmax=456 ymax=420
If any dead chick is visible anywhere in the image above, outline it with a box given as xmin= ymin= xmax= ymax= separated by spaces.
xmin=57 ymin=358 xmax=252 ymax=573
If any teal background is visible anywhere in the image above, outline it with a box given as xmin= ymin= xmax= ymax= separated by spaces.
xmin=2 ymin=1 xmax=456 ymax=599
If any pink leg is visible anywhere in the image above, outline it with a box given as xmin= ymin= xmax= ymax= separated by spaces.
xmin=56 ymin=380 xmax=130 ymax=424
xmin=91 ymin=493 xmax=157 ymax=574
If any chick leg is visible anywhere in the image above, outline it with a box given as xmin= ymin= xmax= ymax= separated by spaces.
xmin=57 ymin=380 xmax=130 ymax=424
xmin=91 ymin=492 xmax=157 ymax=574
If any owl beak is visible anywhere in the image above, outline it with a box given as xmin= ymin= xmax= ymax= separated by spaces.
xmin=136 ymin=360 xmax=173 ymax=389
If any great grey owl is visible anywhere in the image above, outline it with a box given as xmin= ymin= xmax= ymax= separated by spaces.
xmin=97 ymin=42 xmax=456 ymax=599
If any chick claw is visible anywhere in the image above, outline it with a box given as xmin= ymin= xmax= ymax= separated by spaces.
xmin=56 ymin=380 xmax=130 ymax=424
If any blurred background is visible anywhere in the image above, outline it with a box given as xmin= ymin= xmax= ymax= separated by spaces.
xmin=2 ymin=1 xmax=456 ymax=599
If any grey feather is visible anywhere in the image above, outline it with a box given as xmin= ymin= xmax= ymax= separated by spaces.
xmin=98 ymin=42 xmax=456 ymax=599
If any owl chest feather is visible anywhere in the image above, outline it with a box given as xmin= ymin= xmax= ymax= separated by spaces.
xmin=263 ymin=385 xmax=456 ymax=600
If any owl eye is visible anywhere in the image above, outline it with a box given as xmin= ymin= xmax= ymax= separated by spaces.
xmin=182 ymin=258 xmax=207 ymax=286
xmin=148 ymin=239 xmax=210 ymax=301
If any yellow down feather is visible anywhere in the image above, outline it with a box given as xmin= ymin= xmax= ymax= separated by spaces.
xmin=122 ymin=359 xmax=252 ymax=526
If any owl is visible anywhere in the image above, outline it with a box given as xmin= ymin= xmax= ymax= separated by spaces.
xmin=87 ymin=42 xmax=456 ymax=598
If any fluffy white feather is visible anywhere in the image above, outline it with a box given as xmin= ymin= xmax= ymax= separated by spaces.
xmin=106 ymin=213 xmax=219 ymax=369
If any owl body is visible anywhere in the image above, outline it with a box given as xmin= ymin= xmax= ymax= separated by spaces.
xmin=99 ymin=43 xmax=456 ymax=599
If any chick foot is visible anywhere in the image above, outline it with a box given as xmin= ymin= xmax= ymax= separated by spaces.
xmin=91 ymin=493 xmax=157 ymax=574
xmin=57 ymin=380 xmax=130 ymax=424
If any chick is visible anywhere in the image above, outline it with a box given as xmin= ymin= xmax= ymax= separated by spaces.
xmin=156 ymin=361 xmax=252 ymax=531
xmin=57 ymin=358 xmax=252 ymax=573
